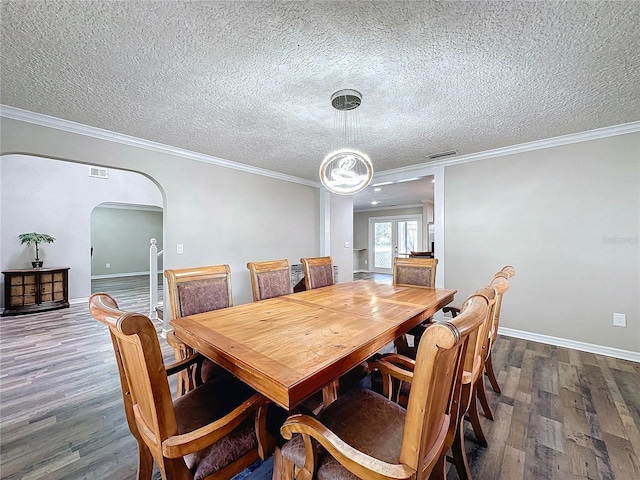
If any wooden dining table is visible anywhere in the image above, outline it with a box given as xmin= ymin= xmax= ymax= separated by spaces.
xmin=171 ymin=280 xmax=456 ymax=411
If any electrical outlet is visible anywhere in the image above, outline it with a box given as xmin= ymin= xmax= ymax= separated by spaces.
xmin=106 ymin=263 xmax=110 ymax=268
xmin=613 ymin=313 xmax=626 ymax=327
xmin=364 ymin=259 xmax=368 ymax=265
xmin=176 ymin=244 xmax=184 ymax=254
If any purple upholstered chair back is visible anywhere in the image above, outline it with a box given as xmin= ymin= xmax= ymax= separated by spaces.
xmin=301 ymin=256 xmax=334 ymax=290
xmin=247 ymin=260 xmax=293 ymax=302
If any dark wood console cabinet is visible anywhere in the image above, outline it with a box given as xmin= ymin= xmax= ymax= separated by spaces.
xmin=2 ymin=267 xmax=70 ymax=316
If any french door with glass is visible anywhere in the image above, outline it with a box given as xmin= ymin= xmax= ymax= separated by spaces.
xmin=368 ymin=215 xmax=422 ymax=274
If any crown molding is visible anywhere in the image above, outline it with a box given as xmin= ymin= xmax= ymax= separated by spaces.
xmin=96 ymin=202 xmax=162 ymax=212
xmin=0 ymin=105 xmax=321 ymax=188
xmin=354 ymin=203 xmax=424 ymax=213
xmin=376 ymin=120 xmax=640 ymax=180
xmin=3 ymin=105 xmax=638 ymax=186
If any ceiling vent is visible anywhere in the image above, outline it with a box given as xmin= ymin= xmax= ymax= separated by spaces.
xmin=89 ymin=167 xmax=109 ymax=179
xmin=427 ymin=150 xmax=458 ymax=160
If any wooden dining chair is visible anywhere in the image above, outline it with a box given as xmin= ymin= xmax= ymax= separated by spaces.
xmin=443 ymin=265 xmax=515 ymax=399
xmin=164 ymin=265 xmax=234 ymax=397
xmin=393 ymin=256 xmax=438 ymax=287
xmin=392 ymin=257 xmax=439 ymax=356
xmin=277 ymin=293 xmax=489 ymax=480
xmin=247 ymin=259 xmax=293 ymax=301
xmin=300 ymin=256 xmax=334 ymax=290
xmin=474 ymin=275 xmax=510 ymax=422
xmin=371 ymin=287 xmax=496 ymax=480
xmin=89 ymin=293 xmax=275 ymax=480
xmin=482 ymin=266 xmax=515 ymax=395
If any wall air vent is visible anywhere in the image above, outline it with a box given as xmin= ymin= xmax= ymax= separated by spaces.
xmin=427 ymin=150 xmax=458 ymax=160
xmin=89 ymin=167 xmax=109 ymax=179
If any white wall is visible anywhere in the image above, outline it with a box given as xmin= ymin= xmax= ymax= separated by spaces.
xmin=0 ymin=117 xmax=320 ymax=312
xmin=444 ymin=132 xmax=640 ymax=354
xmin=329 ymin=193 xmax=354 ymax=283
xmin=0 ymin=155 xmax=162 ymax=306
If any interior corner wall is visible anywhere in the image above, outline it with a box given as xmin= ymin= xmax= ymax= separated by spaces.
xmin=444 ymin=132 xmax=640 ymax=353
xmin=1 ymin=117 xmax=320 ymax=312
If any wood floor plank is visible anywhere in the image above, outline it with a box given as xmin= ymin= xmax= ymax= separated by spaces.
xmin=499 ymin=445 xmax=525 ymax=480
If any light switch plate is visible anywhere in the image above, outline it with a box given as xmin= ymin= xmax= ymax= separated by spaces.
xmin=176 ymin=244 xmax=184 ymax=254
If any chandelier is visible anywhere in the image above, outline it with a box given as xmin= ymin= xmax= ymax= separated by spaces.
xmin=319 ymin=89 xmax=373 ymax=195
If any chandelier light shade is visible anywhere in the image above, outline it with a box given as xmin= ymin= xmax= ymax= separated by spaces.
xmin=321 ymin=89 xmax=373 ymax=195
xmin=320 ymin=149 xmax=373 ymax=195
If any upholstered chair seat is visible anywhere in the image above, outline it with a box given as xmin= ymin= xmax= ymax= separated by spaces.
xmin=281 ymin=388 xmax=406 ymax=480
xmin=174 ymin=378 xmax=259 ymax=480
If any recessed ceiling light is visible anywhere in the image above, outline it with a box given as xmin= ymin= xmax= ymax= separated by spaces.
xmin=373 ymin=187 xmax=381 ymax=192
xmin=371 ymin=201 xmax=378 ymax=205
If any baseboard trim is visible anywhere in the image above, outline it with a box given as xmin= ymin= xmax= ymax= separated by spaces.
xmin=498 ymin=327 xmax=640 ymax=363
xmin=91 ymin=271 xmax=152 ymax=280
xmin=68 ymin=297 xmax=89 ymax=306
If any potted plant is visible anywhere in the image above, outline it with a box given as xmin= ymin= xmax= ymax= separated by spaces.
xmin=18 ymin=232 xmax=56 ymax=268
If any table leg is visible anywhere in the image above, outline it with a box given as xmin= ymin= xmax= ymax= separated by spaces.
xmin=322 ymin=380 xmax=339 ymax=407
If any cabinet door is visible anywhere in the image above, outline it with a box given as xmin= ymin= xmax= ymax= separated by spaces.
xmin=52 ymin=272 xmax=65 ymax=301
xmin=10 ymin=274 xmax=37 ymax=306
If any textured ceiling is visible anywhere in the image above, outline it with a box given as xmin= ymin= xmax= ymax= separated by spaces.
xmin=2 ymin=1 xmax=639 ymax=199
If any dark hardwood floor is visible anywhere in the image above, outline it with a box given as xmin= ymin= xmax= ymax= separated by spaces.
xmin=1 ymin=275 xmax=638 ymax=479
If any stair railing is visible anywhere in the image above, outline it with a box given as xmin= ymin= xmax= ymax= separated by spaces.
xmin=149 ymin=238 xmax=163 ymax=319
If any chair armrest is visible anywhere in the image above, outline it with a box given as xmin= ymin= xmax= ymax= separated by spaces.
xmin=442 ymin=306 xmax=461 ymax=317
xmin=164 ymin=353 xmax=203 ymax=377
xmin=162 ymin=393 xmax=271 ymax=458
xmin=368 ymin=354 xmax=415 ymax=383
xmin=368 ymin=354 xmax=415 ymax=402
xmin=281 ymin=414 xmax=415 ymax=480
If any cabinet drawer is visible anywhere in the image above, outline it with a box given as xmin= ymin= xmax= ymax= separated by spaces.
xmin=10 ymin=275 xmax=36 ymax=286
xmin=11 ymin=285 xmax=35 ymax=296
xmin=40 ymin=273 xmax=52 ymax=283
xmin=10 ymin=294 xmax=36 ymax=307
